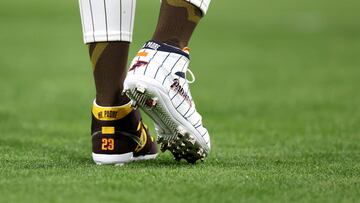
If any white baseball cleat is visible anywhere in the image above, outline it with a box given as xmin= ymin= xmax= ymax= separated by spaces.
xmin=123 ymin=41 xmax=211 ymax=163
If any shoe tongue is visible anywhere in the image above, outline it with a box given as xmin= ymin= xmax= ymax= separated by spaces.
xmin=142 ymin=40 xmax=190 ymax=59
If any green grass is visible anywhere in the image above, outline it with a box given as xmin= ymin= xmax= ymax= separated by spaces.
xmin=1 ymin=0 xmax=360 ymax=202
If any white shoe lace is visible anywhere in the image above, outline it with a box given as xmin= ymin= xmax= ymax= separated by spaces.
xmin=186 ymin=68 xmax=196 ymax=84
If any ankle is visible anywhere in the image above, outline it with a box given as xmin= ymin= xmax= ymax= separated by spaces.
xmin=95 ymin=94 xmax=130 ymax=107
xmin=151 ymin=37 xmax=186 ymax=49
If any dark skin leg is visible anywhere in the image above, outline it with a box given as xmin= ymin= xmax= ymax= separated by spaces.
xmin=152 ymin=0 xmax=203 ymax=49
xmin=88 ymin=42 xmax=130 ymax=106
xmin=87 ymin=0 xmax=203 ymax=106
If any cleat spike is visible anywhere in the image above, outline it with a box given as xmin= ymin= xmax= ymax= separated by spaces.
xmin=136 ymin=86 xmax=146 ymax=93
xmin=131 ymin=101 xmax=138 ymax=109
xmin=145 ymin=98 xmax=158 ymax=108
xmin=160 ymin=142 xmax=168 ymax=148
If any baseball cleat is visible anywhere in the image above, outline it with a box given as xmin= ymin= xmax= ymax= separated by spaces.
xmin=123 ymin=40 xmax=211 ymax=163
xmin=91 ymin=100 xmax=158 ymax=165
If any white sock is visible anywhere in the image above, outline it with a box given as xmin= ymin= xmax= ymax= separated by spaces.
xmin=79 ymin=0 xmax=136 ymax=43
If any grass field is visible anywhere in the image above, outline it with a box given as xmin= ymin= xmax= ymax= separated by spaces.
xmin=1 ymin=0 xmax=360 ymax=202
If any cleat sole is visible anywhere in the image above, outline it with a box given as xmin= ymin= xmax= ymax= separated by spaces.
xmin=92 ymin=152 xmax=157 ymax=165
xmin=125 ymin=86 xmax=207 ymax=164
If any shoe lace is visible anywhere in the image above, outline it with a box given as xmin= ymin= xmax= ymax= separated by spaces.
xmin=186 ymin=68 xmax=196 ymax=84
xmin=182 ymin=47 xmax=196 ymax=84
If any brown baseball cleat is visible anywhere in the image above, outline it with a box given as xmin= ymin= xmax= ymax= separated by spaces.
xmin=91 ymin=100 xmax=158 ymax=165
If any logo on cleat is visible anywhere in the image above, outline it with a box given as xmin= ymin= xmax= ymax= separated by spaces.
xmin=144 ymin=41 xmax=161 ymax=50
xmin=170 ymin=79 xmax=192 ymax=106
xmin=134 ymin=123 xmax=148 ymax=152
xmin=129 ymin=61 xmax=149 ymax=71
xmin=98 ymin=110 xmax=118 ymax=119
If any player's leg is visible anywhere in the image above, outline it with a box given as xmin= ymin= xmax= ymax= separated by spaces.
xmin=79 ymin=0 xmax=157 ymax=165
xmin=123 ymin=0 xmax=211 ymax=163
xmin=152 ymin=0 xmax=209 ymax=48
xmin=80 ymin=0 xmax=136 ymax=106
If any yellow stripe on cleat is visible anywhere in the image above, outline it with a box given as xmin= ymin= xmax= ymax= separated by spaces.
xmin=102 ymin=126 xmax=115 ymax=134
xmin=134 ymin=122 xmax=148 ymax=152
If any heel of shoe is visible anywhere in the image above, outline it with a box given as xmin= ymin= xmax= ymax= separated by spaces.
xmin=92 ymin=152 xmax=133 ymax=165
